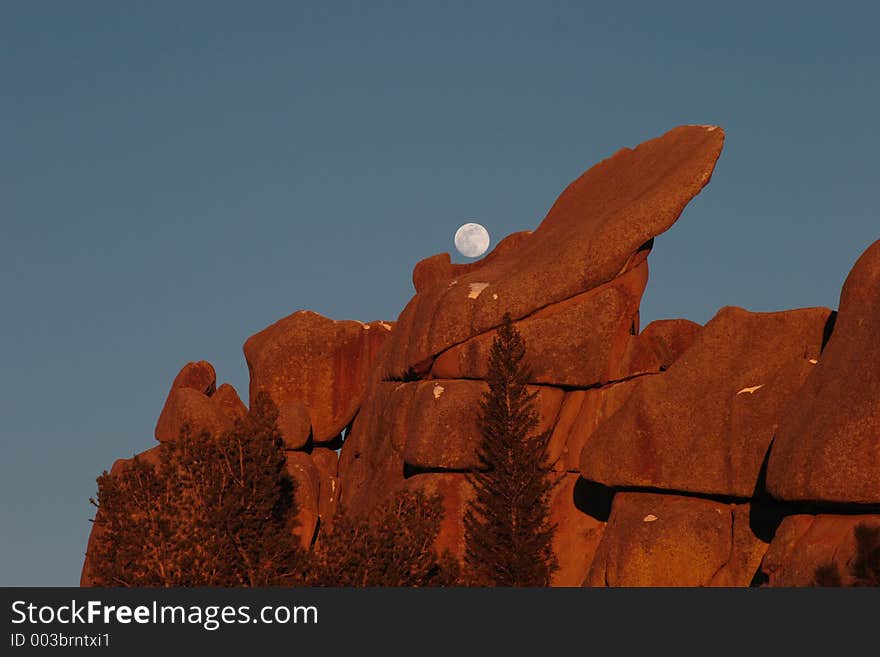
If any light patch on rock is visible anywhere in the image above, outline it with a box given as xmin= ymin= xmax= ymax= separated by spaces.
xmin=468 ymin=282 xmax=490 ymax=299
xmin=492 ymin=293 xmax=498 ymax=300
xmin=379 ymin=322 xmax=392 ymax=330
xmin=809 ymin=358 xmax=818 ymax=364
xmin=736 ymin=385 xmax=764 ymax=395
xmin=433 ymin=384 xmax=445 ymax=399
xmin=448 ymin=280 xmax=458 ymax=288
xmin=643 ymin=514 xmax=658 ymax=523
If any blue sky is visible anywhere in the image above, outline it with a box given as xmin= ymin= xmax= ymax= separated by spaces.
xmin=2 ymin=1 xmax=878 ymax=585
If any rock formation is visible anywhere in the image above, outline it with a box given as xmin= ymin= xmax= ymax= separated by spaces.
xmin=83 ymin=125 xmax=880 ymax=587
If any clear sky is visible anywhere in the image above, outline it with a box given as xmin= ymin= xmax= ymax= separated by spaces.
xmin=2 ymin=2 xmax=878 ymax=585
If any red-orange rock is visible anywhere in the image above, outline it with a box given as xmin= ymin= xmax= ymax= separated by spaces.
xmin=275 ymin=398 xmax=312 ymax=450
xmin=430 ymin=262 xmax=648 ymax=387
xmin=311 ymin=447 xmax=338 ymax=479
xmin=547 ymin=378 xmax=647 ymax=472
xmin=337 ymin=380 xmax=407 ymax=517
xmin=154 ymin=387 xmax=233 ymax=443
xmin=212 ymin=383 xmax=248 ymax=424
xmin=108 ymin=444 xmax=163 ymax=475
xmin=585 ymin=492 xmax=766 ymax=587
xmin=311 ymin=447 xmax=340 ymax=521
xmin=285 ymin=451 xmax=321 ymax=548
xmin=398 ymin=380 xmax=563 ymax=471
xmin=154 ymin=361 xmax=220 ymax=441
xmin=767 ymin=240 xmax=880 ymax=504
xmin=380 ymin=125 xmax=725 ymax=380
xmin=400 ymin=472 xmax=605 ymax=586
xmin=169 ymin=360 xmax=217 ymax=396
xmin=761 ymin=514 xmax=880 ymax=586
xmin=402 ymin=473 xmax=474 ymax=559
xmin=338 ymin=378 xmax=561 ymax=514
xmin=640 ymin=319 xmax=703 ymax=369
xmin=412 ymin=231 xmax=534 ymax=294
xmin=619 ymin=318 xmax=703 ymax=375
xmin=243 ymin=310 xmax=393 ymax=445
xmin=550 ymin=475 xmax=606 ymax=586
xmin=580 ymin=306 xmax=831 ymax=497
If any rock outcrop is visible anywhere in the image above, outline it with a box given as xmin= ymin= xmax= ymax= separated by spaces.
xmin=580 ymin=306 xmax=832 ymax=498
xmin=154 ymin=387 xmax=233 ymax=443
xmin=84 ymin=125 xmax=880 ymax=588
xmin=243 ymin=311 xmax=393 ymax=446
xmin=430 ymin=262 xmax=649 ymax=387
xmin=586 ymin=493 xmax=766 ymax=587
xmin=212 ymin=383 xmax=248 ymax=424
xmin=767 ymin=240 xmax=880 ymax=505
xmin=381 ymin=125 xmax=724 ymax=381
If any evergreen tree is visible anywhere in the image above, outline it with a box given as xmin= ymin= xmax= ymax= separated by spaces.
xmin=87 ymin=392 xmax=305 ymax=586
xmin=463 ymin=313 xmax=558 ymax=586
xmin=307 ymin=490 xmax=459 ymax=587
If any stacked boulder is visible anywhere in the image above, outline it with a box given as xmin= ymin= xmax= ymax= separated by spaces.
xmin=337 ymin=124 xmax=727 ymax=585
xmin=760 ymin=240 xmax=880 ymax=585
xmin=580 ymin=305 xmax=832 ymax=585
xmin=83 ymin=124 xmax=880 ymax=586
xmin=242 ymin=311 xmax=393 ymax=546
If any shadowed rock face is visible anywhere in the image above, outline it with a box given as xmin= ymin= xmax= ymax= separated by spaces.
xmin=580 ymin=306 xmax=832 ymax=498
xmin=243 ymin=310 xmax=394 ymax=446
xmin=380 ymin=125 xmax=725 ymax=380
xmin=767 ymin=240 xmax=880 ymax=505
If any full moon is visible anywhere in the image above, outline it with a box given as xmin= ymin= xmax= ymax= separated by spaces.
xmin=454 ymin=222 xmax=490 ymax=258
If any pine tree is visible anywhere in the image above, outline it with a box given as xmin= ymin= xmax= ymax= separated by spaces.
xmin=463 ymin=313 xmax=558 ymax=586
xmin=307 ymin=490 xmax=459 ymax=587
xmin=87 ymin=392 xmax=306 ymax=586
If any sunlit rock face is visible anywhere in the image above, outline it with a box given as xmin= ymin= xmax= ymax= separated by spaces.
xmin=243 ymin=310 xmax=394 ymax=446
xmin=338 ymin=125 xmax=729 ymax=585
xmin=580 ymin=306 xmax=832 ymax=498
xmin=84 ymin=125 xmax=880 ymax=587
xmin=767 ymin=239 xmax=880 ymax=505
xmin=380 ymin=125 xmax=725 ymax=382
xmin=154 ymin=361 xmax=240 ymax=442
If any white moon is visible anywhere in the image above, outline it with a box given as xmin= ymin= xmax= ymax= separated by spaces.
xmin=454 ymin=222 xmax=490 ymax=258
